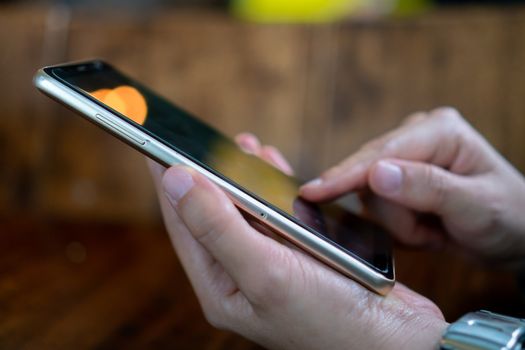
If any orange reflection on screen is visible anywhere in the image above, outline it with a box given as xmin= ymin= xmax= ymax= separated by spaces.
xmin=90 ymin=86 xmax=148 ymax=125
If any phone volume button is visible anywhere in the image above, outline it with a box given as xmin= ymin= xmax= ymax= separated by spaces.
xmin=95 ymin=114 xmax=146 ymax=146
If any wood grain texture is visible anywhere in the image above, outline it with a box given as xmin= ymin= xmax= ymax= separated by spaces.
xmin=16 ymin=6 xmax=525 ymax=222
xmin=319 ymin=9 xmax=525 ymax=176
xmin=0 ymin=6 xmax=50 ymax=214
xmin=1 ymin=4 xmax=525 ymax=348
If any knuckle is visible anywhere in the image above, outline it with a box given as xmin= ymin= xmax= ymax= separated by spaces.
xmin=201 ymin=291 xmax=247 ymax=332
xmin=402 ymin=111 xmax=427 ymax=125
xmin=423 ymin=165 xmax=448 ymax=211
xmin=431 ymin=106 xmax=463 ymax=124
xmin=202 ymin=305 xmax=229 ymax=330
xmin=358 ymin=137 xmax=394 ymax=161
xmin=429 ymin=107 xmax=470 ymax=142
xmin=199 ymin=294 xmax=234 ymax=331
xmin=381 ymin=138 xmax=400 ymax=154
xmin=472 ymin=181 xmax=505 ymax=235
xmin=484 ymin=192 xmax=505 ymax=235
xmin=192 ymin=204 xmax=238 ymax=246
xmin=368 ymin=128 xmax=408 ymax=156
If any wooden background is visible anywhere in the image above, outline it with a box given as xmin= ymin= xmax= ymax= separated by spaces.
xmin=1 ymin=3 xmax=525 ymax=349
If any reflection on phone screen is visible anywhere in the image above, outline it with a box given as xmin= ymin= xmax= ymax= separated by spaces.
xmin=50 ymin=62 xmax=392 ymax=275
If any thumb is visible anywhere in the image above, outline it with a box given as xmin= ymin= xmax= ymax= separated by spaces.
xmin=161 ymin=165 xmax=283 ymax=294
xmin=368 ymin=159 xmax=470 ymax=216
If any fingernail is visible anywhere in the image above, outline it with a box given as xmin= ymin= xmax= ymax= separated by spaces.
xmin=235 ymin=134 xmax=260 ymax=154
xmin=271 ymin=153 xmax=294 ymax=176
xmin=237 ymin=140 xmax=255 ymax=154
xmin=163 ymin=167 xmax=194 ymax=206
xmin=303 ymin=178 xmax=322 ymax=188
xmin=373 ymin=161 xmax=402 ymax=194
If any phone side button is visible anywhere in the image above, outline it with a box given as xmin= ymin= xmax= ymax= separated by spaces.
xmin=95 ymin=114 xmax=146 ymax=146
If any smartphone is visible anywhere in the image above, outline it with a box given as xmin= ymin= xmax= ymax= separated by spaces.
xmin=34 ymin=60 xmax=395 ymax=294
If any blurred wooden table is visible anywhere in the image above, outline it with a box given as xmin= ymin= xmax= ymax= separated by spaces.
xmin=0 ymin=218 xmax=520 ymax=349
xmin=0 ymin=218 xmax=262 ymax=349
xmin=1 ymin=4 xmax=525 ymax=349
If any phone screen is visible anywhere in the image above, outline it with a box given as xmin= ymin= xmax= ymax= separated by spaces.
xmin=48 ymin=61 xmax=392 ymax=277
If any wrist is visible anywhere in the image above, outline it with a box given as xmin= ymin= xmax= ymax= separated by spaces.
xmin=403 ymin=318 xmax=449 ymax=350
xmin=382 ymin=316 xmax=447 ymax=350
xmin=419 ymin=319 xmax=449 ymax=350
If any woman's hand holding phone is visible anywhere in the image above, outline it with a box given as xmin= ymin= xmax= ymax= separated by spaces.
xmin=301 ymin=107 xmax=525 ymax=266
xmin=149 ymin=106 xmax=525 ymax=349
xmin=148 ymin=135 xmax=446 ymax=350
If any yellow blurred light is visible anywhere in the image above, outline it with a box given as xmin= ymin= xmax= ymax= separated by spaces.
xmin=231 ymin=0 xmax=365 ymax=23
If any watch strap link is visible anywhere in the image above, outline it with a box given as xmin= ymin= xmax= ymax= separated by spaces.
xmin=440 ymin=310 xmax=525 ymax=350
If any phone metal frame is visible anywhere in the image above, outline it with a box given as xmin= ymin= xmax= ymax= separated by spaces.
xmin=34 ymin=64 xmax=395 ymax=295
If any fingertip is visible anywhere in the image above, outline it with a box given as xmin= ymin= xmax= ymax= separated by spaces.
xmin=298 ymin=186 xmax=313 ymax=199
xmin=300 ymin=178 xmax=322 ymax=193
xmin=300 ymin=172 xmax=348 ymax=202
xmin=260 ymin=145 xmax=294 ymax=175
xmin=235 ymin=132 xmax=261 ymax=154
xmin=235 ymin=132 xmax=257 ymax=140
xmin=303 ymin=177 xmax=323 ymax=188
xmin=162 ymin=166 xmax=232 ymax=213
xmin=299 ymin=179 xmax=330 ymax=201
xmin=300 ymin=166 xmax=344 ymax=194
xmin=162 ymin=165 xmax=197 ymax=206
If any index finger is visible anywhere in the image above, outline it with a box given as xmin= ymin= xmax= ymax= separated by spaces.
xmin=300 ymin=108 xmax=474 ymax=202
